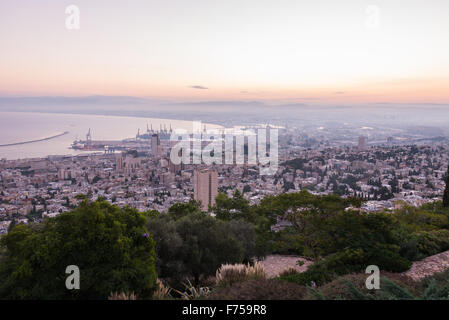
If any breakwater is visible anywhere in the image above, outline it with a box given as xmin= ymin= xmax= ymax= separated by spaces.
xmin=0 ymin=131 xmax=69 ymax=147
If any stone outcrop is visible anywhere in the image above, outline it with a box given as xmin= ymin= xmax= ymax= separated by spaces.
xmin=403 ymin=250 xmax=449 ymax=281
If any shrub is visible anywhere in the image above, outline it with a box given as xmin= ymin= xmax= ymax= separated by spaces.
xmin=146 ymin=213 xmax=254 ymax=285
xmin=304 ymin=272 xmax=424 ymax=300
xmin=279 ymin=249 xmax=366 ymax=286
xmin=304 ymin=274 xmax=370 ymax=300
xmin=419 ymin=279 xmax=449 ymax=300
xmin=0 ymin=200 xmax=157 ymax=300
xmin=365 ymin=244 xmax=412 ymax=272
xmin=279 ymin=245 xmax=412 ymax=287
xmin=416 ymin=230 xmax=449 ymax=257
xmin=207 ymin=279 xmax=307 ymax=300
xmin=399 ymin=230 xmax=449 ymax=261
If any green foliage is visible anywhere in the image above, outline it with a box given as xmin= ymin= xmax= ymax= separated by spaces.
xmin=271 ymin=229 xmax=305 ymax=255
xmin=279 ymin=249 xmax=365 ymax=286
xmin=266 ymin=191 xmax=412 ymax=277
xmin=394 ymin=205 xmax=449 ymax=231
xmin=213 ymin=190 xmax=251 ymax=221
xmin=413 ymin=230 xmax=449 ymax=259
xmin=146 ymin=212 xmax=257 ymax=286
xmin=0 ymin=200 xmax=157 ymax=299
xmin=303 ymin=271 xmax=449 ymax=300
xmin=420 ymin=269 xmax=449 ymax=300
xmin=175 ymin=213 xmax=246 ymax=284
xmin=74 ymin=194 xmax=88 ymax=201
xmin=375 ymin=277 xmax=415 ymax=300
xmin=168 ymin=200 xmax=202 ymax=219
xmin=443 ymin=166 xmax=449 ymax=207
xmin=420 ymin=278 xmax=449 ymax=300
xmin=2 ymin=188 xmax=448 ymax=300
xmin=279 ymin=246 xmax=411 ymax=287
xmin=212 ymin=190 xmax=271 ymax=258
xmin=254 ymin=190 xmax=358 ymax=225
xmin=145 ymin=214 xmax=184 ymax=281
xmin=306 ymin=285 xmax=325 ymax=300
xmin=341 ymin=279 xmax=370 ymax=300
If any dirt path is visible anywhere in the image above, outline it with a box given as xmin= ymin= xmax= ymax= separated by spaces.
xmin=403 ymin=250 xmax=449 ymax=281
xmin=256 ymin=255 xmax=313 ymax=278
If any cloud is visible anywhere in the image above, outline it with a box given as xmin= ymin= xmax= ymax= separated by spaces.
xmin=189 ymin=85 xmax=209 ymax=90
xmin=293 ymin=97 xmax=322 ymax=100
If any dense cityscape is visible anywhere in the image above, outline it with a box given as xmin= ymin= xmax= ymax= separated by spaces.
xmin=1 ymin=124 xmax=448 ymax=235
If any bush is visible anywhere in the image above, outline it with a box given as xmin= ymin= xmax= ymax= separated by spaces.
xmin=400 ymin=230 xmax=449 ymax=261
xmin=146 ymin=212 xmax=250 ymax=286
xmin=365 ymin=244 xmax=412 ymax=272
xmin=0 ymin=200 xmax=157 ymax=300
xmin=304 ymin=273 xmax=371 ymax=300
xmin=416 ymin=230 xmax=449 ymax=258
xmin=279 ymin=249 xmax=365 ymax=286
xmin=304 ymin=272 xmax=424 ymax=300
xmin=271 ymin=229 xmax=305 ymax=255
xmin=279 ymin=247 xmax=411 ymax=286
xmin=207 ymin=279 xmax=307 ymax=300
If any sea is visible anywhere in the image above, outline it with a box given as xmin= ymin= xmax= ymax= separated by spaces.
xmin=0 ymin=111 xmax=221 ymax=160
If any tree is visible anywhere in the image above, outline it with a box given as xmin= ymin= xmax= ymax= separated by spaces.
xmin=213 ymin=190 xmax=251 ymax=221
xmin=146 ymin=212 xmax=252 ymax=286
xmin=145 ymin=214 xmax=184 ymax=282
xmin=168 ymin=200 xmax=202 ymax=219
xmin=0 ymin=200 xmax=157 ymax=299
xmin=242 ymin=185 xmax=251 ymax=194
xmin=175 ymin=213 xmax=244 ymax=285
xmin=443 ymin=166 xmax=449 ymax=207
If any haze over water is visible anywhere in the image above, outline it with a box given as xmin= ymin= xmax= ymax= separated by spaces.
xmin=0 ymin=112 xmax=221 ymax=160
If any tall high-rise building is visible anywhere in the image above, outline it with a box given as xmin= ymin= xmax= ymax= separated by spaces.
xmin=116 ymin=154 xmax=124 ymax=171
xmin=358 ymin=136 xmax=367 ymax=150
xmin=151 ymin=133 xmax=161 ymax=156
xmin=193 ymin=169 xmax=218 ymax=211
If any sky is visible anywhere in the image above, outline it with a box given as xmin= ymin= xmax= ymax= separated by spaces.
xmin=1 ymin=0 xmax=449 ymax=104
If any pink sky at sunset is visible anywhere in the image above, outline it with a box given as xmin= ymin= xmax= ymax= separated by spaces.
xmin=1 ymin=0 xmax=449 ymax=104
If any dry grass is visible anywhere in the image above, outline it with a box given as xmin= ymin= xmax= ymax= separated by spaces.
xmin=108 ymin=291 xmax=138 ymax=300
xmin=152 ymin=278 xmax=172 ymax=300
xmin=279 ymin=267 xmax=301 ymax=277
xmin=215 ymin=262 xmax=266 ymax=286
xmin=172 ymin=279 xmax=211 ymax=300
xmin=256 ymin=255 xmax=313 ymax=278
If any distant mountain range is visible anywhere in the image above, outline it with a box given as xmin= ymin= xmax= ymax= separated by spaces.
xmin=1 ymin=96 xmax=449 ymax=128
